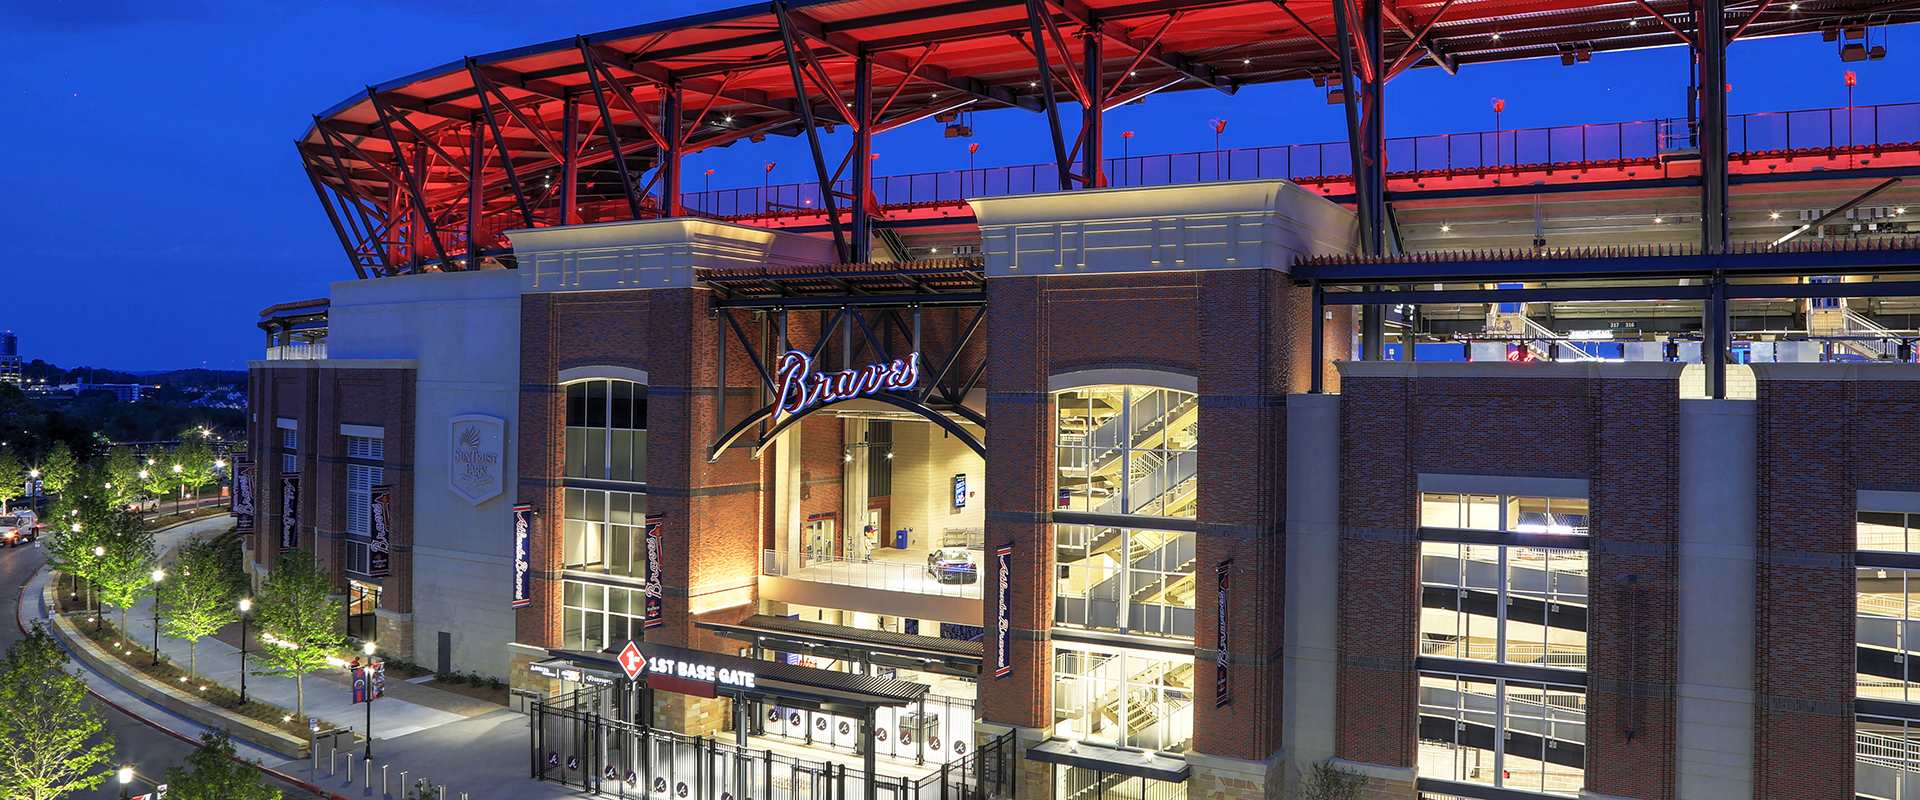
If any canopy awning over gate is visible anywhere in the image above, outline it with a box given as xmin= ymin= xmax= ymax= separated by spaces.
xmin=549 ymin=641 xmax=929 ymax=717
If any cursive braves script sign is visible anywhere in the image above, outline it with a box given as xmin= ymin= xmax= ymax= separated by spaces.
xmin=773 ymin=350 xmax=919 ymax=422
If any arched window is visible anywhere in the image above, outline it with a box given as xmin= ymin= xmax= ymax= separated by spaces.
xmin=564 ymin=379 xmax=647 ymax=482
xmin=561 ymin=378 xmax=647 ymax=580
xmin=1054 ymin=384 xmax=1197 ymax=519
xmin=1052 ymin=382 xmax=1199 ymax=639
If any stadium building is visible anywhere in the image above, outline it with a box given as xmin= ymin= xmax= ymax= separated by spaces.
xmin=250 ymin=2 xmax=1920 ymax=799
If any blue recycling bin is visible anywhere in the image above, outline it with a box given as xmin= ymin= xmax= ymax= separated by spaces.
xmin=894 ymin=529 xmax=909 ymax=549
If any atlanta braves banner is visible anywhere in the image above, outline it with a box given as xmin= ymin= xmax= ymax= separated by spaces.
xmin=644 ymin=515 xmax=665 ymax=629
xmin=231 ymin=460 xmax=255 ymax=517
xmin=279 ymin=475 xmax=299 ymax=549
xmin=1216 ymin=559 xmax=1233 ymax=708
xmin=369 ymin=485 xmax=392 ymax=578
xmin=512 ymin=504 xmax=533 ymax=609
xmin=351 ymin=661 xmax=386 ymax=704
xmin=994 ymin=543 xmax=1013 ymax=678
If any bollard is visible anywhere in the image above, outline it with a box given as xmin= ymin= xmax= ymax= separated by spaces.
xmin=400 ymin=770 xmax=407 ymax=791
xmin=438 ymin=786 xmax=446 ymax=800
xmin=347 ymin=753 xmax=354 ymax=785
xmin=330 ymin=748 xmax=338 ymax=777
xmin=383 ymin=764 xmax=390 ymax=795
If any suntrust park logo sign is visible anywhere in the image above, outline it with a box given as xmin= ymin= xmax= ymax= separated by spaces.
xmin=450 ymin=415 xmax=505 ymax=505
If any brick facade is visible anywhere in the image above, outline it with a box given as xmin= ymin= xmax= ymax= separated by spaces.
xmin=246 ymin=361 xmax=417 ymax=649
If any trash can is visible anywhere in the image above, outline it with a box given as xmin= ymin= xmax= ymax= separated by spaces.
xmin=894 ymin=529 xmax=909 ymax=549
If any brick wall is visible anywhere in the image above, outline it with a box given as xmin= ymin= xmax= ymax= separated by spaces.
xmin=1336 ymin=365 xmax=1684 ymax=799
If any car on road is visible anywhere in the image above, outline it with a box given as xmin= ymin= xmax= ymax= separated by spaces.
xmin=127 ymin=496 xmax=159 ymax=513
xmin=0 ymin=511 xmax=41 ymax=547
xmin=925 ymin=546 xmax=978 ymax=584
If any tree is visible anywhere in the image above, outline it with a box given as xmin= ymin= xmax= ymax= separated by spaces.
xmin=39 ymin=441 xmax=77 ymax=500
xmin=0 ymin=447 xmax=23 ymax=510
xmin=158 ymin=538 xmax=240 ymax=676
xmin=93 ymin=515 xmax=158 ymax=633
xmin=103 ymin=446 xmax=142 ymax=507
xmin=45 ymin=493 xmax=108 ymax=613
xmin=137 ymin=455 xmax=173 ymax=509
xmin=0 ymin=623 xmax=116 ymax=800
xmin=173 ymin=437 xmax=217 ymax=507
xmin=161 ymin=729 xmax=281 ymax=800
xmin=253 ymin=549 xmax=343 ymax=720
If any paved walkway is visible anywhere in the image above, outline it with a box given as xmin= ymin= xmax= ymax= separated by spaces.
xmin=24 ymin=516 xmax=588 ymax=799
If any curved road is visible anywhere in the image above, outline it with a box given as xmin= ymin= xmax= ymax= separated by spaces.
xmin=0 ymin=536 xmax=325 ymax=800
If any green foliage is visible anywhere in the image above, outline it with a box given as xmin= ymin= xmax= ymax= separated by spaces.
xmin=92 ymin=512 xmax=158 ymax=632
xmin=103 ymin=446 xmax=142 ymax=506
xmin=0 ymin=447 xmax=23 ymax=508
xmin=161 ymin=729 xmax=281 ymax=800
xmin=0 ymin=623 xmax=116 ymax=800
xmin=40 ymin=442 xmax=77 ymax=498
xmin=158 ymin=538 xmax=241 ymax=676
xmin=1294 ymin=760 xmax=1369 ymax=800
xmin=173 ymin=437 xmax=217 ymax=502
xmin=137 ymin=454 xmax=173 ymax=503
xmin=254 ymin=549 xmax=343 ymax=720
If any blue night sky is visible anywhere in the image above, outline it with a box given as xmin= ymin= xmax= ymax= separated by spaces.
xmin=1 ymin=1 xmax=1911 ymax=371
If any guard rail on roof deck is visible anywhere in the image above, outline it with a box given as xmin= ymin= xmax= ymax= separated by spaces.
xmin=669 ymin=100 xmax=1920 ymax=225
xmin=264 ymin=343 xmax=327 ymax=361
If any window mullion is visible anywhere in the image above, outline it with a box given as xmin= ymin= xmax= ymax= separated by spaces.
xmin=1493 ymin=678 xmax=1508 ymax=786
xmin=1497 ymin=547 xmax=1510 ymax=665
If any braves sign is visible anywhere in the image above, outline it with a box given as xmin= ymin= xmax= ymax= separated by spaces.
xmin=994 ymin=544 xmax=1013 ymax=678
xmin=512 ymin=504 xmax=533 ymax=609
xmin=369 ymin=485 xmax=391 ymax=578
xmin=772 ymin=350 xmax=919 ymax=422
xmin=279 ymin=476 xmax=299 ymax=549
xmin=643 ymin=515 xmax=665 ymax=629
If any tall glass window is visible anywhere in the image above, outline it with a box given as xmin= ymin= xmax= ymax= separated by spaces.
xmin=280 ymin=427 xmax=298 ymax=475
xmin=1858 ymin=566 xmax=1920 ymax=702
xmin=1861 ymin=511 xmax=1920 ymax=554
xmin=1421 ymin=493 xmax=1590 ymax=537
xmin=1053 ymin=645 xmax=1194 ymax=753
xmin=1055 ymin=385 xmax=1198 ymax=519
xmin=565 ymin=379 xmax=647 ymax=483
xmin=1421 ymin=542 xmax=1589 ymax=670
xmin=1859 ymin=715 xmax=1920 ymax=800
xmin=563 ymin=488 xmax=646 ymax=576
xmin=1055 ymin=525 xmax=1197 ymax=638
xmin=1418 ymin=672 xmax=1586 ymax=797
xmin=562 ymin=579 xmax=646 ymax=652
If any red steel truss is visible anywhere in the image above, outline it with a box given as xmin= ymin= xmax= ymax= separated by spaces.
xmin=298 ymin=0 xmax=1917 ymax=277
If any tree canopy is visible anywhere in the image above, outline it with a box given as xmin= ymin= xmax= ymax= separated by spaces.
xmin=253 ymin=549 xmax=343 ymax=720
xmin=161 ymin=729 xmax=281 ymax=800
xmin=0 ymin=623 xmax=116 ymax=800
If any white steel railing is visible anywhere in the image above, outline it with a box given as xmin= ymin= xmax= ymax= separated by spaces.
xmin=265 ymin=342 xmax=328 ymax=360
xmin=1843 ymin=308 xmax=1908 ymax=360
xmin=761 ymin=549 xmax=984 ymax=600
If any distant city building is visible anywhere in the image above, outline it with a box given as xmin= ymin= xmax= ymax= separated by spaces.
xmin=67 ymin=383 xmax=143 ymax=402
xmin=0 ymin=331 xmax=19 ymax=385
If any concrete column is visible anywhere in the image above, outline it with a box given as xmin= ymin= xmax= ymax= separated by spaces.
xmin=844 ymin=418 xmax=870 ymax=555
xmin=1674 ymin=399 xmax=1757 ymax=799
xmin=1284 ymin=393 xmax=1341 ymax=773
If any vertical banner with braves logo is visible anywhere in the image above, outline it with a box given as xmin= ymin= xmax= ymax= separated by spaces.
xmin=369 ymin=485 xmax=392 ymax=578
xmin=994 ymin=544 xmax=1013 ymax=678
xmin=279 ymin=475 xmax=300 ymax=549
xmin=1215 ymin=559 xmax=1233 ymax=707
xmin=643 ymin=515 xmax=665 ymax=629
xmin=511 ymin=504 xmax=533 ymax=609
xmin=232 ymin=460 xmax=255 ymax=516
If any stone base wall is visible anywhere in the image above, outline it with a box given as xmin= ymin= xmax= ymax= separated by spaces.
xmin=376 ymin=609 xmax=414 ymax=660
xmin=1187 ymin=751 xmax=1283 ymax=800
xmin=654 ymin=693 xmax=730 ymax=736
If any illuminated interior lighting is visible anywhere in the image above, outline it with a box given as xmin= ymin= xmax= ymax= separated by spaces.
xmin=1769 ymin=211 xmax=1781 ymax=219
xmin=1440 ymin=224 xmax=1452 ymax=233
xmin=1653 ymin=217 xmax=1663 ymax=223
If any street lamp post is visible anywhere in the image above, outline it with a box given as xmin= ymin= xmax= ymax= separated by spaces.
xmin=238 ymin=598 xmax=251 ymax=704
xmin=91 ymin=545 xmax=104 ymax=631
xmin=362 ymin=641 xmax=377 ymax=760
xmin=117 ymin=765 xmax=132 ymax=799
xmin=150 ymin=569 xmax=165 ymax=666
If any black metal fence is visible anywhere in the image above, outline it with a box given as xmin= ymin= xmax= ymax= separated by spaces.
xmin=531 ymin=698 xmax=1013 ymax=800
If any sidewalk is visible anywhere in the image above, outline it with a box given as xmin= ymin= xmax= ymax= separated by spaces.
xmin=25 ymin=515 xmax=593 ymax=799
